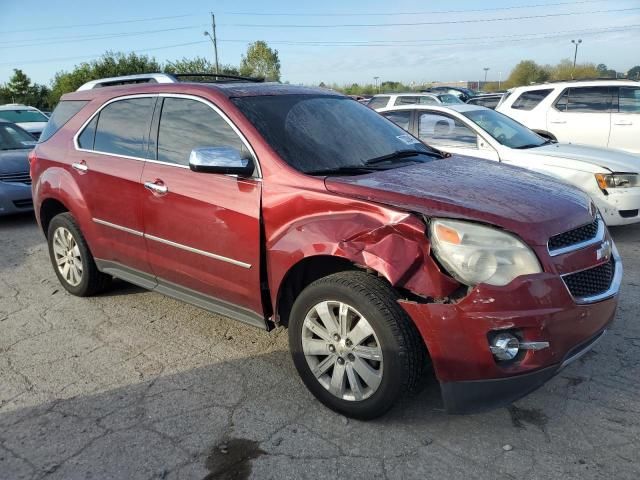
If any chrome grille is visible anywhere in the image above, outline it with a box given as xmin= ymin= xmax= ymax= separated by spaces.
xmin=548 ymin=216 xmax=600 ymax=255
xmin=0 ymin=171 xmax=31 ymax=185
xmin=563 ymin=259 xmax=615 ymax=300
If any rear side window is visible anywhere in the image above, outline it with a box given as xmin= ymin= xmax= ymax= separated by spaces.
xmin=381 ymin=110 xmax=411 ymax=130
xmin=367 ymin=96 xmax=390 ymax=109
xmin=510 ymin=89 xmax=553 ymax=110
xmin=394 ymin=96 xmax=419 ymax=106
xmin=92 ymin=97 xmax=154 ymax=158
xmin=555 ymin=87 xmax=612 ymax=113
xmin=39 ymin=100 xmax=88 ymax=143
xmin=156 ymin=97 xmax=245 ymax=166
xmin=619 ymin=87 xmax=640 ymax=113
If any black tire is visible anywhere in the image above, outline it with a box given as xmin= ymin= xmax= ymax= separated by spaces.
xmin=288 ymin=271 xmax=427 ymax=419
xmin=47 ymin=212 xmax=110 ymax=296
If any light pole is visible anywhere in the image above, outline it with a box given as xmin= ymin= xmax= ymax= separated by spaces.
xmin=204 ymin=12 xmax=220 ymax=74
xmin=483 ymin=67 xmax=490 ymax=88
xmin=571 ymin=39 xmax=582 ymax=69
xmin=374 ymin=76 xmax=379 ymax=93
xmin=498 ymin=71 xmax=502 ymax=90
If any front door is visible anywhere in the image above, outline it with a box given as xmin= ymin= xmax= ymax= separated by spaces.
xmin=73 ymin=96 xmax=155 ymax=274
xmin=546 ymin=86 xmax=612 ymax=147
xmin=609 ymin=86 xmax=640 ymax=153
xmin=141 ymin=95 xmax=264 ymax=322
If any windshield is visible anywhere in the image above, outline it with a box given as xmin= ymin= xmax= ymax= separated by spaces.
xmin=0 ymin=109 xmax=49 ymax=123
xmin=463 ymin=109 xmax=546 ymax=149
xmin=438 ymin=94 xmax=464 ymax=104
xmin=232 ymin=95 xmax=435 ymax=174
xmin=0 ymin=123 xmax=36 ymax=150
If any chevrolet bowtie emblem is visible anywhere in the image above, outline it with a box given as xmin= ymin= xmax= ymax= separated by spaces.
xmin=596 ymin=240 xmax=612 ymax=261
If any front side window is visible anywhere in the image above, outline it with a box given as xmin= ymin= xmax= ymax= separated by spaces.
xmin=381 ymin=110 xmax=412 ymax=130
xmin=619 ymin=87 xmax=640 ymax=113
xmin=463 ymin=109 xmax=546 ymax=149
xmin=367 ymin=96 xmax=390 ymax=109
xmin=511 ymin=89 xmax=553 ymax=110
xmin=555 ymin=87 xmax=613 ymax=113
xmin=92 ymin=97 xmax=154 ymax=157
xmin=418 ymin=113 xmax=477 ymax=149
xmin=156 ymin=97 xmax=245 ymax=166
xmin=232 ymin=95 xmax=435 ymax=174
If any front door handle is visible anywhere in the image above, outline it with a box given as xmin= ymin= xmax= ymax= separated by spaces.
xmin=144 ymin=181 xmax=168 ymax=195
xmin=549 ymin=120 xmax=566 ymax=124
xmin=72 ymin=161 xmax=88 ymax=172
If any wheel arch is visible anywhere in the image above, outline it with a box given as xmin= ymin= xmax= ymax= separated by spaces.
xmin=40 ymin=198 xmax=70 ymax=238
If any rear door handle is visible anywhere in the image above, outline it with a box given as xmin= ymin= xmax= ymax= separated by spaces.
xmin=549 ymin=120 xmax=566 ymax=124
xmin=144 ymin=181 xmax=168 ymax=195
xmin=614 ymin=120 xmax=632 ymax=126
xmin=72 ymin=161 xmax=88 ymax=172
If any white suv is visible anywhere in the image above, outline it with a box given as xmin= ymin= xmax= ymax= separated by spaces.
xmin=496 ymin=80 xmax=640 ymax=154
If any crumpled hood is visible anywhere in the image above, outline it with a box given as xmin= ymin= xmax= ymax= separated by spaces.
xmin=0 ymin=149 xmax=30 ymax=175
xmin=325 ymin=156 xmax=593 ymax=246
xmin=529 ymin=143 xmax=640 ymax=173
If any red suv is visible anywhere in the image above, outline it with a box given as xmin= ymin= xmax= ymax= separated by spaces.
xmin=31 ymin=74 xmax=622 ymax=419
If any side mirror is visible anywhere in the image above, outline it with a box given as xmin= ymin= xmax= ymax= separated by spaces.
xmin=189 ymin=146 xmax=254 ymax=176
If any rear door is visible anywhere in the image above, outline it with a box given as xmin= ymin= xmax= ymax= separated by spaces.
xmin=609 ymin=86 xmax=640 ymax=153
xmin=546 ymin=86 xmax=612 ymax=146
xmin=73 ymin=95 xmax=155 ymax=275
xmin=141 ymin=95 xmax=264 ymax=324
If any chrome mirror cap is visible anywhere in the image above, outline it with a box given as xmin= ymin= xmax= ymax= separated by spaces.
xmin=188 ymin=146 xmax=254 ymax=176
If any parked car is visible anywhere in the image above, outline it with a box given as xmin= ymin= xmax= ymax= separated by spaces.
xmin=379 ymin=104 xmax=640 ymax=226
xmin=422 ymin=86 xmax=477 ymax=102
xmin=367 ymin=92 xmax=462 ymax=109
xmin=0 ymin=120 xmax=36 ymax=215
xmin=496 ymin=79 xmax=640 ymax=153
xmin=466 ymin=93 xmax=504 ymax=110
xmin=0 ymin=104 xmax=50 ymax=139
xmin=31 ymin=73 xmax=621 ymax=419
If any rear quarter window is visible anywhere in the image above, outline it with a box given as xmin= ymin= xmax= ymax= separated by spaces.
xmin=510 ymin=89 xmax=553 ymax=111
xmin=39 ymin=100 xmax=88 ymax=143
xmin=367 ymin=96 xmax=390 ymax=109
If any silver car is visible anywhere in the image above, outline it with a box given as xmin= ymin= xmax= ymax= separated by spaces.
xmin=0 ymin=120 xmax=36 ymax=215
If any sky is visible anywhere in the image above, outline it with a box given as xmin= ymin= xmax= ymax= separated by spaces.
xmin=1 ymin=0 xmax=639 ymax=87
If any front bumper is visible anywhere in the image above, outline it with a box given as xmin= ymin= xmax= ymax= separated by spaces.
xmin=594 ymin=187 xmax=640 ymax=226
xmin=0 ymin=182 xmax=33 ymax=216
xmin=399 ymin=252 xmax=620 ymax=413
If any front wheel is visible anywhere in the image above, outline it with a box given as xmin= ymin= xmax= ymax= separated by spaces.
xmin=288 ymin=271 xmax=427 ymax=419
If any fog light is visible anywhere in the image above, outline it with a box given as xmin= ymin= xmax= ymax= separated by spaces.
xmin=490 ymin=333 xmax=519 ymax=361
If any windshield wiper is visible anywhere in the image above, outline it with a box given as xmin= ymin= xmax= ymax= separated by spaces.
xmin=514 ymin=143 xmax=546 ymax=150
xmin=364 ymin=149 xmax=442 ymax=166
xmin=305 ymin=165 xmax=378 ymax=176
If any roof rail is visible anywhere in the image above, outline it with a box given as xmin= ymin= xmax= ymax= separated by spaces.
xmin=524 ymin=77 xmax=639 ymax=87
xmin=76 ymin=72 xmax=265 ymax=91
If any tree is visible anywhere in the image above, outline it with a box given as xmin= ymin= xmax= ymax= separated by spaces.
xmin=628 ymin=66 xmax=640 ymax=80
xmin=0 ymin=69 xmax=51 ymax=108
xmin=6 ymin=69 xmax=32 ymax=101
xmin=164 ymin=57 xmax=238 ymax=76
xmin=596 ymin=63 xmax=616 ymax=78
xmin=548 ymin=59 xmax=599 ymax=81
xmin=503 ymin=60 xmax=549 ymax=88
xmin=49 ymin=52 xmax=161 ymax=104
xmin=239 ymin=41 xmax=281 ymax=81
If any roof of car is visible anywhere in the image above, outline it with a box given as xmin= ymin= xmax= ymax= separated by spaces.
xmin=62 ymin=81 xmax=341 ymax=102
xmin=0 ymin=104 xmax=39 ymax=111
xmin=372 ymin=92 xmax=438 ymax=97
xmin=507 ymin=79 xmax=639 ymax=91
xmin=378 ymin=104 xmax=485 ymax=114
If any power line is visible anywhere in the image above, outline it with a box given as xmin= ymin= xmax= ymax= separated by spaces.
xmin=220 ymin=0 xmax=604 ymax=16
xmin=0 ymin=25 xmax=206 ymax=49
xmin=0 ymin=41 xmax=208 ymax=67
xmin=221 ymin=7 xmax=640 ymax=28
xmin=0 ymin=13 xmax=198 ymax=35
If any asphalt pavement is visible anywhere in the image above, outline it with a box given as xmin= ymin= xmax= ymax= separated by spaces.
xmin=1 ymin=212 xmax=639 ymax=479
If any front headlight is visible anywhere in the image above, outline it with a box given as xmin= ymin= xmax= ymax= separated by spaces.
xmin=595 ymin=173 xmax=639 ymax=190
xmin=429 ymin=218 xmax=542 ymax=287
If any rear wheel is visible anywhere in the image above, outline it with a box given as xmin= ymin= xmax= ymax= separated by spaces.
xmin=288 ymin=271 xmax=426 ymax=419
xmin=47 ymin=212 xmax=110 ymax=296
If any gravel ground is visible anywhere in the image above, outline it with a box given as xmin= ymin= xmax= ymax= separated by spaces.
xmin=1 ymin=212 xmax=639 ymax=480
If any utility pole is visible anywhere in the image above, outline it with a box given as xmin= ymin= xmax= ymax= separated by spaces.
xmin=204 ymin=12 xmax=220 ymax=74
xmin=571 ymin=39 xmax=582 ymax=69
xmin=483 ymin=67 xmax=490 ymax=87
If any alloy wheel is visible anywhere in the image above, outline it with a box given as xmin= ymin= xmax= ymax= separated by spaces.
xmin=52 ymin=226 xmax=83 ymax=287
